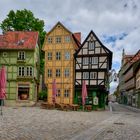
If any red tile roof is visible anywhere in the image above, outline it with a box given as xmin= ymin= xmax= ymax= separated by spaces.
xmin=0 ymin=31 xmax=39 ymax=50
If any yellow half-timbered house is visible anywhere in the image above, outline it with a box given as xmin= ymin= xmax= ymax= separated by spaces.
xmin=43 ymin=22 xmax=80 ymax=104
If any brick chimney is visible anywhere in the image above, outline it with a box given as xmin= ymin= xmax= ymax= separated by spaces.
xmin=73 ymin=32 xmax=81 ymax=43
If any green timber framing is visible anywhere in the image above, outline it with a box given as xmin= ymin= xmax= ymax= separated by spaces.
xmin=0 ymin=49 xmax=40 ymax=106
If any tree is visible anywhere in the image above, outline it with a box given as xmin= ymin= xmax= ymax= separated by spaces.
xmin=0 ymin=9 xmax=46 ymax=74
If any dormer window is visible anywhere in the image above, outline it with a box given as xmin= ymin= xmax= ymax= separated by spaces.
xmin=18 ymin=51 xmax=25 ymax=60
xmin=17 ymin=39 xmax=24 ymax=45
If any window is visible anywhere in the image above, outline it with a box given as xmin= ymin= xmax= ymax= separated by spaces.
xmin=65 ymin=36 xmax=70 ymax=42
xmin=18 ymin=51 xmax=25 ymax=60
xmin=29 ymin=67 xmax=33 ymax=76
xmin=90 ymin=72 xmax=97 ymax=79
xmin=18 ymin=84 xmax=29 ymax=100
xmin=83 ymin=57 xmax=89 ymax=65
xmin=65 ymin=52 xmax=70 ymax=60
xmin=89 ymin=42 xmax=94 ymax=50
xmin=56 ymin=36 xmax=61 ymax=43
xmin=83 ymin=72 xmax=89 ymax=79
xmin=92 ymin=57 xmax=98 ymax=64
xmin=56 ymin=89 xmax=61 ymax=97
xmin=48 ymin=52 xmax=52 ymax=60
xmin=56 ymin=69 xmax=61 ymax=77
xmin=56 ymin=52 xmax=61 ymax=60
xmin=64 ymin=69 xmax=70 ymax=77
xmin=3 ymin=52 xmax=7 ymax=57
xmin=18 ymin=67 xmax=33 ymax=77
xmin=64 ymin=89 xmax=69 ymax=97
xmin=48 ymin=69 xmax=52 ymax=78
xmin=18 ymin=66 xmax=25 ymax=76
xmin=48 ymin=37 xmax=52 ymax=43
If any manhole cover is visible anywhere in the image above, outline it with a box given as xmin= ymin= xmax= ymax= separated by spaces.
xmin=114 ymin=122 xmax=125 ymax=125
xmin=125 ymin=113 xmax=131 ymax=115
xmin=107 ymin=130 xmax=113 ymax=133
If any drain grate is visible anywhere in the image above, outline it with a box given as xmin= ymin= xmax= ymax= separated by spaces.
xmin=114 ymin=122 xmax=125 ymax=125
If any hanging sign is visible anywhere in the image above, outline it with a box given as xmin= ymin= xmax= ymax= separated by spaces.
xmin=93 ymin=96 xmax=98 ymax=105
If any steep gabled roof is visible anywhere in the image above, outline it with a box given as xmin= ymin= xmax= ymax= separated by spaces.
xmin=47 ymin=21 xmax=72 ymax=36
xmin=42 ymin=21 xmax=81 ymax=51
xmin=75 ymin=30 xmax=113 ymax=69
xmin=0 ymin=31 xmax=39 ymax=50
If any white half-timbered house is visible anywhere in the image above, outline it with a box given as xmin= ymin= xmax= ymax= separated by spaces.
xmin=74 ymin=30 xmax=112 ymax=109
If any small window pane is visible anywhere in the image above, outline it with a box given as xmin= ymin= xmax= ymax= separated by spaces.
xmin=65 ymin=36 xmax=70 ymax=42
xmin=48 ymin=37 xmax=52 ymax=43
xmin=83 ymin=57 xmax=88 ymax=65
xmin=56 ymin=37 xmax=61 ymax=43
xmin=64 ymin=89 xmax=70 ymax=97
xmin=48 ymin=69 xmax=52 ymax=78
xmin=56 ymin=52 xmax=61 ymax=60
xmin=83 ymin=72 xmax=89 ymax=79
xmin=56 ymin=69 xmax=61 ymax=77
xmin=90 ymin=72 xmax=97 ymax=79
xmin=65 ymin=52 xmax=70 ymax=60
xmin=89 ymin=42 xmax=94 ymax=50
xmin=64 ymin=69 xmax=70 ymax=77
xmin=48 ymin=52 xmax=52 ymax=60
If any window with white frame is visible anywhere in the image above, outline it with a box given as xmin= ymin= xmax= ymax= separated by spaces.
xmin=89 ymin=42 xmax=94 ymax=50
xmin=83 ymin=57 xmax=89 ymax=65
xmin=27 ymin=67 xmax=29 ymax=76
xmin=83 ymin=72 xmax=89 ymax=79
xmin=47 ymin=69 xmax=52 ymax=78
xmin=65 ymin=36 xmax=70 ymax=42
xmin=48 ymin=37 xmax=52 ymax=43
xmin=56 ymin=36 xmax=61 ymax=43
xmin=64 ymin=68 xmax=70 ymax=77
xmin=18 ymin=66 xmax=25 ymax=76
xmin=65 ymin=52 xmax=70 ymax=60
xmin=3 ymin=52 xmax=7 ymax=57
xmin=64 ymin=89 xmax=70 ymax=97
xmin=18 ymin=67 xmax=33 ymax=77
xmin=56 ymin=69 xmax=61 ymax=77
xmin=92 ymin=57 xmax=98 ymax=64
xmin=56 ymin=52 xmax=61 ymax=60
xmin=18 ymin=51 xmax=25 ymax=60
xmin=48 ymin=52 xmax=52 ymax=60
xmin=90 ymin=72 xmax=97 ymax=79
xmin=56 ymin=89 xmax=61 ymax=97
xmin=29 ymin=67 xmax=33 ymax=76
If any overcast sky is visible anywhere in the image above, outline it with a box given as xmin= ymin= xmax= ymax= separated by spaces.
xmin=0 ymin=0 xmax=140 ymax=93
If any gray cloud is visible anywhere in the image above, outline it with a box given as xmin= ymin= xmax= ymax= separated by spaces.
xmin=0 ymin=0 xmax=139 ymax=93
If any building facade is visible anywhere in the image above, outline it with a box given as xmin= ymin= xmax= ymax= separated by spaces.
xmin=74 ymin=31 xmax=112 ymax=109
xmin=43 ymin=22 xmax=80 ymax=104
xmin=118 ymin=49 xmax=140 ymax=107
xmin=0 ymin=31 xmax=40 ymax=106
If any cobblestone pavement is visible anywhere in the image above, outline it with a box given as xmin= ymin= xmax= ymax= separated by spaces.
xmin=0 ymin=107 xmax=112 ymax=140
xmin=0 ymin=104 xmax=140 ymax=140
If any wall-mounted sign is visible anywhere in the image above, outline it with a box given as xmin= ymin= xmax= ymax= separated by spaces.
xmin=93 ymin=96 xmax=98 ymax=105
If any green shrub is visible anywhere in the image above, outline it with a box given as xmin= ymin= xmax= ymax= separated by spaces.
xmin=38 ymin=90 xmax=47 ymax=101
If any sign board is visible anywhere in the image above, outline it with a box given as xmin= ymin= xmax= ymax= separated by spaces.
xmin=93 ymin=96 xmax=98 ymax=105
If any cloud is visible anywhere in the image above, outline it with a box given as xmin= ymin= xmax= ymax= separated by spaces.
xmin=0 ymin=0 xmax=140 ymax=93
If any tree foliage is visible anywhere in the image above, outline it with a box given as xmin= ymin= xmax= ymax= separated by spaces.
xmin=0 ymin=9 xmax=46 ymax=74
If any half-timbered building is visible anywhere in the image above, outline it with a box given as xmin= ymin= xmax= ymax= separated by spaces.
xmin=74 ymin=30 xmax=112 ymax=109
xmin=0 ymin=31 xmax=40 ymax=106
xmin=43 ymin=22 xmax=80 ymax=104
